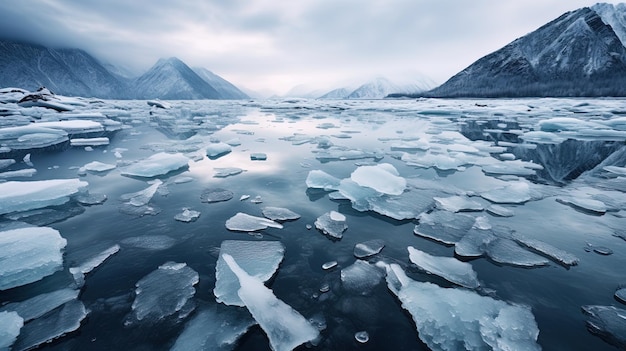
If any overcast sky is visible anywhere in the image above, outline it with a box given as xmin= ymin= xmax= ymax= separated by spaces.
xmin=0 ymin=1 xmax=622 ymax=95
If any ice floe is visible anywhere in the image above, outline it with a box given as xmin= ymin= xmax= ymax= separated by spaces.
xmin=408 ymin=246 xmax=480 ymax=288
xmin=214 ymin=240 xmax=285 ymax=306
xmin=315 ymin=211 xmax=348 ymax=239
xmin=0 ymin=179 xmax=87 ymax=215
xmin=225 ymin=213 xmax=283 ymax=232
xmin=121 ymin=152 xmax=189 ymax=178
xmin=213 ymin=167 xmax=244 ymax=178
xmin=434 ymin=195 xmax=484 ymax=212
xmin=0 ymin=311 xmax=22 ymax=351
xmin=354 ymin=239 xmax=385 ymax=259
xmin=222 ymin=254 xmax=319 ymax=351
xmin=350 ymin=163 xmax=406 ymax=195
xmin=381 ymin=263 xmax=541 ymax=351
xmin=306 ymin=170 xmax=341 ymax=191
xmin=206 ymin=142 xmax=232 ymax=159
xmin=340 ymin=260 xmax=385 ymax=295
xmin=201 ymin=188 xmax=234 ymax=203
xmin=414 ymin=210 xmax=476 ymax=245
xmin=129 ymin=262 xmax=198 ymax=323
xmin=582 ymin=305 xmax=626 ymax=349
xmin=69 ymin=244 xmax=120 ymax=287
xmin=174 ymin=208 xmax=201 ymax=222
xmin=0 ymin=288 xmax=79 ymax=322
xmin=0 ymin=225 xmax=67 ymax=290
xmin=261 ymin=206 xmax=301 ymax=221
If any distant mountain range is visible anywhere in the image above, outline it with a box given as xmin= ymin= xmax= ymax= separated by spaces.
xmin=412 ymin=3 xmax=626 ymax=98
xmin=0 ymin=40 xmax=249 ymax=99
xmin=315 ymin=77 xmax=434 ymax=99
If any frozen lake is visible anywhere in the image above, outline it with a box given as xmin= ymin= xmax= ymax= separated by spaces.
xmin=1 ymin=91 xmax=626 ymax=350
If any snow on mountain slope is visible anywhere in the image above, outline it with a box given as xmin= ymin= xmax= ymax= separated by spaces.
xmin=192 ymin=67 xmax=249 ymax=99
xmin=593 ymin=3 xmax=626 ymax=47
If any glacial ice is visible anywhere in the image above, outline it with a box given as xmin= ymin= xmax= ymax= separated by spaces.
xmin=408 ymin=246 xmax=480 ymax=288
xmin=206 ymin=142 xmax=232 ymax=159
xmin=129 ymin=262 xmax=199 ymax=322
xmin=340 ymin=260 xmax=385 ymax=295
xmin=69 ymin=244 xmax=120 ymax=287
xmin=354 ymin=239 xmax=385 ymax=258
xmin=0 ymin=288 xmax=79 ymax=322
xmin=0 ymin=311 xmax=22 ymax=351
xmin=0 ymin=179 xmax=87 ymax=215
xmin=225 ymin=213 xmax=283 ymax=232
xmin=350 ymin=163 xmax=406 ymax=195
xmin=305 ymin=170 xmax=341 ymax=191
xmin=381 ymin=263 xmax=541 ymax=351
xmin=201 ymin=188 xmax=234 ymax=203
xmin=315 ymin=211 xmax=348 ymax=239
xmin=0 ymin=226 xmax=67 ymax=290
xmin=414 ymin=210 xmax=476 ymax=245
xmin=582 ymin=305 xmax=626 ymax=349
xmin=214 ymin=240 xmax=285 ymax=307
xmin=170 ymin=306 xmax=256 ymax=351
xmin=434 ymin=195 xmax=484 ymax=212
xmin=261 ymin=207 xmax=301 ymax=221
xmin=222 ymin=254 xmax=319 ymax=351
xmin=121 ymin=152 xmax=189 ymax=178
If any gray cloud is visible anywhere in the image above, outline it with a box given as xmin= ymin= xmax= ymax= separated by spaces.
xmin=0 ymin=1 xmax=620 ymax=94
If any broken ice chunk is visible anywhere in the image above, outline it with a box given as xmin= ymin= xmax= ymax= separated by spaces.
xmin=556 ymin=197 xmax=607 ymax=214
xmin=214 ymin=240 xmax=285 ymax=306
xmin=121 ymin=152 xmax=189 ymax=178
xmin=201 ymin=188 xmax=234 ymax=203
xmin=481 ymin=160 xmax=543 ymax=176
xmin=174 ymin=208 xmax=201 ymax=222
xmin=582 ymin=305 xmax=626 ymax=349
xmin=354 ymin=331 xmax=370 ymax=343
xmin=322 ymin=261 xmax=338 ymax=270
xmin=75 ymin=193 xmax=107 ymax=206
xmin=170 ymin=306 xmax=256 ymax=351
xmin=381 ymin=263 xmax=541 ymax=351
xmin=615 ymin=287 xmax=626 ymax=304
xmin=414 ymin=211 xmax=475 ymax=245
xmin=213 ymin=167 xmax=244 ymax=178
xmin=486 ymin=204 xmax=515 ymax=217
xmin=513 ymin=235 xmax=579 ymax=267
xmin=206 ymin=142 xmax=232 ymax=159
xmin=250 ymin=153 xmax=267 ymax=160
xmin=225 ymin=213 xmax=283 ymax=232
xmin=353 ymin=239 xmax=385 ymax=259
xmin=0 ymin=311 xmax=22 ymax=351
xmin=434 ymin=195 xmax=484 ymax=212
xmin=121 ymin=180 xmax=162 ymax=207
xmin=222 ymin=254 xmax=320 ymax=351
xmin=0 ymin=226 xmax=67 ymax=290
xmin=350 ymin=163 xmax=406 ymax=195
xmin=481 ymin=181 xmax=531 ymax=204
xmin=70 ymin=137 xmax=109 ymax=147
xmin=81 ymin=161 xmax=116 ymax=173
xmin=262 ymin=207 xmax=301 ymax=221
xmin=408 ymin=246 xmax=479 ymax=289
xmin=69 ymin=245 xmax=120 ymax=287
xmin=486 ymin=238 xmax=550 ymax=267
xmin=340 ymin=260 xmax=384 ymax=295
xmin=306 ymin=170 xmax=341 ymax=191
xmin=129 ymin=262 xmax=198 ymax=323
xmin=13 ymin=300 xmax=87 ymax=351
xmin=315 ymin=211 xmax=348 ymax=239
xmin=0 ymin=179 xmax=87 ymax=215
xmin=0 ymin=288 xmax=79 ymax=322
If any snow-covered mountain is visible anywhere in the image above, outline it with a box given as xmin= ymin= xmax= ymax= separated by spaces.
xmin=318 ymin=77 xmax=432 ymax=99
xmin=192 ymin=67 xmax=249 ymax=99
xmin=133 ymin=57 xmax=221 ymax=100
xmin=0 ymin=40 xmax=250 ymax=100
xmin=0 ymin=40 xmax=127 ymax=98
xmin=426 ymin=3 xmax=626 ymax=97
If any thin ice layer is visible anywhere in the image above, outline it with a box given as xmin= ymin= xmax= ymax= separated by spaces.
xmin=0 ymin=288 xmax=79 ymax=322
xmin=0 ymin=311 xmax=22 ymax=351
xmin=130 ymin=262 xmax=199 ymax=322
xmin=222 ymin=254 xmax=319 ymax=351
xmin=350 ymin=163 xmax=406 ymax=195
xmin=408 ymin=246 xmax=480 ymax=289
xmin=315 ymin=211 xmax=348 ymax=239
xmin=170 ymin=306 xmax=256 ymax=351
xmin=0 ymin=179 xmax=87 ymax=215
xmin=414 ymin=211 xmax=475 ymax=245
xmin=69 ymin=245 xmax=120 ymax=287
xmin=261 ymin=207 xmax=301 ymax=221
xmin=0 ymin=226 xmax=67 ymax=290
xmin=13 ymin=300 xmax=87 ymax=351
xmin=225 ymin=213 xmax=283 ymax=232
xmin=381 ymin=263 xmax=541 ymax=351
xmin=340 ymin=260 xmax=385 ymax=295
xmin=214 ymin=240 xmax=285 ymax=307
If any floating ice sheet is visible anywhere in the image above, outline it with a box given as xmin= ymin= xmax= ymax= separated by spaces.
xmin=414 ymin=211 xmax=475 ymax=245
xmin=0 ymin=179 xmax=87 ymax=215
xmin=0 ymin=226 xmax=67 ymax=290
xmin=214 ymin=240 xmax=285 ymax=306
xmin=201 ymin=188 xmax=234 ymax=203
xmin=556 ymin=196 xmax=607 ymax=214
xmin=174 ymin=208 xmax=201 ymax=222
xmin=350 ymin=163 xmax=406 ymax=195
xmin=582 ymin=305 xmax=626 ymax=349
xmin=481 ymin=181 xmax=531 ymax=204
xmin=206 ymin=142 xmax=232 ymax=159
xmin=82 ymin=161 xmax=116 ymax=173
xmin=261 ymin=207 xmax=301 ymax=221
xmin=129 ymin=262 xmax=198 ymax=323
xmin=381 ymin=263 xmax=541 ymax=351
xmin=315 ymin=211 xmax=348 ymax=239
xmin=222 ymin=254 xmax=319 ymax=351
xmin=354 ymin=239 xmax=385 ymax=259
xmin=513 ymin=235 xmax=579 ymax=267
xmin=13 ymin=300 xmax=87 ymax=351
xmin=306 ymin=170 xmax=341 ymax=191
xmin=0 ymin=311 xmax=22 ymax=351
xmin=0 ymin=288 xmax=79 ymax=322
xmin=213 ymin=167 xmax=244 ymax=178
xmin=225 ymin=213 xmax=283 ymax=232
xmin=121 ymin=180 xmax=162 ymax=207
xmin=434 ymin=195 xmax=484 ymax=212
xmin=408 ymin=246 xmax=480 ymax=288
xmin=121 ymin=235 xmax=176 ymax=250
xmin=69 ymin=245 xmax=120 ymax=287
xmin=340 ymin=260 xmax=385 ymax=295
xmin=121 ymin=152 xmax=189 ymax=178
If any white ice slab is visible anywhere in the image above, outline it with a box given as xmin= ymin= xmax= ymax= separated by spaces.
xmin=0 ymin=179 xmax=87 ymax=215
xmin=121 ymin=152 xmax=189 ymax=178
xmin=350 ymin=163 xmax=406 ymax=195
xmin=408 ymin=246 xmax=479 ymax=288
xmin=225 ymin=213 xmax=283 ymax=232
